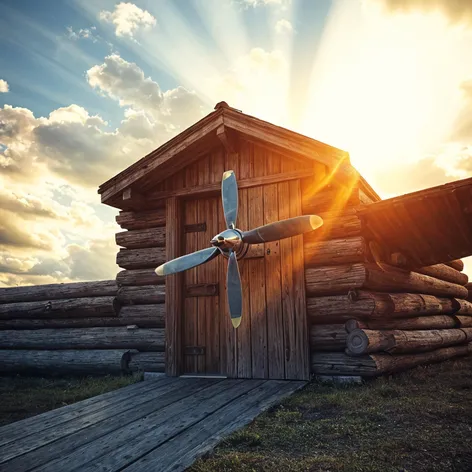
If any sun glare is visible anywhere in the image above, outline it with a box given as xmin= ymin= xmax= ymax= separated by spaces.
xmin=299 ymin=1 xmax=472 ymax=190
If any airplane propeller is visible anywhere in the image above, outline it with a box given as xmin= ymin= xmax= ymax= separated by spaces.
xmin=155 ymin=170 xmax=324 ymax=328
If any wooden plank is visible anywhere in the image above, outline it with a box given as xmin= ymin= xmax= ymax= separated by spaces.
xmin=124 ymin=380 xmax=306 ymax=472
xmin=0 ymin=378 xmax=218 ymax=469
xmin=183 ymin=180 xmax=198 ymax=374
xmin=117 ymin=285 xmax=165 ymax=304
xmin=165 ymin=196 xmax=183 ymax=376
xmin=116 ymin=247 xmax=166 ymax=270
xmin=248 ymin=148 xmax=268 ymax=379
xmin=236 ymin=139 xmax=252 ymax=378
xmin=289 ymin=179 xmax=310 ymax=380
xmin=264 ymin=152 xmax=284 ymax=379
xmin=147 ymin=169 xmax=314 ymax=201
xmin=0 ymin=377 xmax=177 ymax=448
xmin=36 ymin=380 xmax=254 ymax=472
xmin=116 ymin=269 xmax=164 ymax=286
xmin=115 ymin=209 xmax=166 ymax=230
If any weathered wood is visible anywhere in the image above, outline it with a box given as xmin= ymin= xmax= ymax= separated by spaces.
xmin=0 ymin=280 xmax=116 ymax=304
xmin=416 ymin=264 xmax=468 ymax=286
xmin=288 ymin=178 xmax=310 ymax=380
xmin=264 ymin=156 xmax=284 ymax=379
xmin=310 ymin=324 xmax=347 ymax=351
xmin=166 ymin=196 xmax=183 ymax=376
xmin=302 ymin=186 xmax=361 ymax=214
xmin=185 ymin=283 xmax=218 ymax=297
xmin=116 ymin=247 xmax=166 ymax=270
xmin=47 ymin=380 xmax=252 ymax=472
xmin=304 ymin=236 xmax=366 ymax=267
xmin=115 ymin=227 xmax=165 ymax=249
xmin=115 ymin=208 xmax=166 ymax=230
xmin=446 ymin=260 xmax=464 ymax=271
xmin=0 ymin=296 xmax=119 ymax=320
xmin=0 ymin=327 xmax=164 ymax=350
xmin=312 ymin=343 xmax=472 ymax=376
xmin=345 ymin=315 xmax=460 ymax=332
xmin=1 ymin=378 xmax=217 ymax=470
xmin=307 ymin=291 xmax=457 ymax=323
xmin=305 ymin=264 xmax=366 ymax=296
xmin=128 ymin=352 xmax=165 ymax=372
xmin=0 ymin=350 xmax=134 ymax=375
xmin=303 ymin=213 xmax=361 ymax=241
xmin=455 ymin=315 xmax=472 ymax=327
xmin=346 ymin=327 xmax=472 ymax=355
xmin=0 ymin=304 xmax=165 ymax=329
xmin=117 ymin=285 xmax=165 ymax=304
xmin=116 ymin=269 xmax=165 ymax=286
xmin=122 ymin=380 xmax=305 ymax=472
xmin=147 ymin=170 xmax=315 ymax=201
xmin=118 ymin=304 xmax=165 ymax=326
xmin=453 ymin=298 xmax=472 ymax=315
xmin=307 ymin=263 xmax=468 ymax=298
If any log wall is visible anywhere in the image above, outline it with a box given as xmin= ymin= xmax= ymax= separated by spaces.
xmin=0 ymin=275 xmax=165 ymax=375
xmin=303 ymin=188 xmax=472 ymax=377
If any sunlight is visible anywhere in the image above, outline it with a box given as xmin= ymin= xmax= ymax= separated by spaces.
xmin=299 ymin=0 xmax=472 ymax=189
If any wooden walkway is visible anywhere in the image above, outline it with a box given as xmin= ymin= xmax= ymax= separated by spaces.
xmin=0 ymin=377 xmax=305 ymax=472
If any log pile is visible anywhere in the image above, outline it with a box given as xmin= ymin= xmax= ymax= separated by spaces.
xmin=303 ymin=190 xmax=472 ymax=376
xmin=0 ymin=278 xmax=165 ymax=375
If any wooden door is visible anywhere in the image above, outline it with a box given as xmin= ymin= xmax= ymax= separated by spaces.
xmin=181 ymin=179 xmax=309 ymax=380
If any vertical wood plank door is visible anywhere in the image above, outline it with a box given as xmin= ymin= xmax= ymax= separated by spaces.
xmin=181 ymin=185 xmax=309 ymax=380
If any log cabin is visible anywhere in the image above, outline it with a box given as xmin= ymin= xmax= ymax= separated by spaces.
xmin=97 ymin=101 xmax=472 ymax=380
xmin=1 ymin=101 xmax=472 ymax=378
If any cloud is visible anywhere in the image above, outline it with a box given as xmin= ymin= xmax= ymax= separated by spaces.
xmin=451 ymin=79 xmax=472 ymax=142
xmin=99 ymin=2 xmax=156 ymax=38
xmin=275 ymin=19 xmax=293 ymax=34
xmin=66 ymin=25 xmax=98 ymax=42
xmin=0 ymin=80 xmax=8 ymax=93
xmin=87 ymin=54 xmax=207 ymax=131
xmin=241 ymin=0 xmax=286 ymax=7
xmin=87 ymin=54 xmax=163 ymax=111
xmin=376 ymin=0 xmax=472 ymax=24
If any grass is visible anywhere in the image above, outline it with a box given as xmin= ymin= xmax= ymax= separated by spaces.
xmin=0 ymin=373 xmax=143 ymax=427
xmin=190 ymin=358 xmax=472 ymax=472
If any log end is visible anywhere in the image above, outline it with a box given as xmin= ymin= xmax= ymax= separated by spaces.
xmin=346 ymin=328 xmax=370 ymax=355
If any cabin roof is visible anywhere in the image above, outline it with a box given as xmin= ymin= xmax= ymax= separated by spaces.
xmin=98 ymin=102 xmax=380 ymax=207
xmin=357 ymin=176 xmax=472 ymax=267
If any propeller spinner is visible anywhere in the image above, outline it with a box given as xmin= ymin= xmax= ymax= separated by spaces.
xmin=155 ymin=170 xmax=323 ymax=328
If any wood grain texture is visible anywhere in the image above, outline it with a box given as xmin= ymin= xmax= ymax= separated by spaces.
xmin=117 ymin=285 xmax=165 ymax=304
xmin=303 ymin=236 xmax=366 ymax=267
xmin=116 ymin=247 xmax=166 ymax=270
xmin=115 ymin=209 xmax=165 ymax=230
xmin=115 ymin=227 xmax=165 ymax=249
xmin=0 ymin=280 xmax=117 ymax=304
xmin=116 ymin=269 xmax=165 ymax=286
xmin=165 ymin=196 xmax=183 ymax=376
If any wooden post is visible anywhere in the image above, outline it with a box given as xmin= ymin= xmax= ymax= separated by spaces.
xmin=165 ymin=196 xmax=183 ymax=376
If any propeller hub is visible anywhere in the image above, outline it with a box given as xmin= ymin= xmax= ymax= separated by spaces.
xmin=210 ymin=228 xmax=242 ymax=250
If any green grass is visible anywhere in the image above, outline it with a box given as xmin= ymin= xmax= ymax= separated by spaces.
xmin=190 ymin=358 xmax=472 ymax=472
xmin=0 ymin=373 xmax=143 ymax=427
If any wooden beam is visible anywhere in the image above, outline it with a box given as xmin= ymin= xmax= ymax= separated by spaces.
xmin=165 ymin=196 xmax=183 ymax=376
xmin=147 ymin=169 xmax=314 ymax=202
xmin=216 ymin=125 xmax=237 ymax=155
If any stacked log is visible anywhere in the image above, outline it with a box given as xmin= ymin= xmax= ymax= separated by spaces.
xmin=0 ymin=277 xmax=165 ymax=375
xmin=302 ymin=187 xmax=472 ymax=377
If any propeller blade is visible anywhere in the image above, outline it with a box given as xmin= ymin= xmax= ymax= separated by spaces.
xmin=227 ymin=249 xmax=243 ymax=328
xmin=242 ymin=215 xmax=323 ymax=244
xmin=222 ymin=170 xmax=238 ymax=229
xmin=155 ymin=247 xmax=220 ymax=276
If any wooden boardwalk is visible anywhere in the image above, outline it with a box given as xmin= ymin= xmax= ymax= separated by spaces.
xmin=0 ymin=377 xmax=305 ymax=472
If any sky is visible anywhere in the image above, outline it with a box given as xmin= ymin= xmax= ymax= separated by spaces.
xmin=1 ymin=0 xmax=472 ymax=287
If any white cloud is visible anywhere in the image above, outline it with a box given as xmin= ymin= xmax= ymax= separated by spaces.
xmin=241 ymin=0 xmax=285 ymax=7
xmin=0 ymin=80 xmax=8 ymax=93
xmin=275 ymin=19 xmax=293 ymax=34
xmin=99 ymin=2 xmax=156 ymax=38
xmin=66 ymin=25 xmax=98 ymax=42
